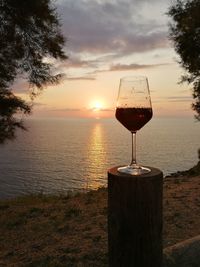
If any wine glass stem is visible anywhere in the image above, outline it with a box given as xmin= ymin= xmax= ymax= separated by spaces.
xmin=130 ymin=132 xmax=137 ymax=166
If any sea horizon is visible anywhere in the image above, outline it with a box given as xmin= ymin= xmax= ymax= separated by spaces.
xmin=0 ymin=116 xmax=199 ymax=199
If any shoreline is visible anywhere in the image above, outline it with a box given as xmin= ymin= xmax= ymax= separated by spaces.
xmin=165 ymin=160 xmax=200 ymax=178
xmin=1 ymin=161 xmax=199 ymax=201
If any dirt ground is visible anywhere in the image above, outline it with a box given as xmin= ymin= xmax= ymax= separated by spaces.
xmin=0 ymin=170 xmax=200 ymax=266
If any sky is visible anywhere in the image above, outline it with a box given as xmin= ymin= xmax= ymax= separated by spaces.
xmin=16 ymin=0 xmax=194 ymax=119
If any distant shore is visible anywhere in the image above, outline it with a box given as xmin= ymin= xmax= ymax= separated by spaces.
xmin=166 ymin=160 xmax=200 ymax=178
xmin=0 ymin=162 xmax=200 ymax=267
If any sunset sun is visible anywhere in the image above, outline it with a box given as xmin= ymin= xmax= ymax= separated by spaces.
xmin=91 ymin=101 xmax=104 ymax=111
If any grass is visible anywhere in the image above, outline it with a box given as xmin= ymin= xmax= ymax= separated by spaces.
xmin=0 ymin=172 xmax=200 ymax=266
xmin=0 ymin=188 xmax=108 ymax=267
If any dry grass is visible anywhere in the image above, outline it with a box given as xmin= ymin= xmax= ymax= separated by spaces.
xmin=0 ymin=172 xmax=200 ymax=266
xmin=163 ymin=174 xmax=200 ymax=247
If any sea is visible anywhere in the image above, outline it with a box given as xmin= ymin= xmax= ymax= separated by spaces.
xmin=0 ymin=117 xmax=199 ymax=199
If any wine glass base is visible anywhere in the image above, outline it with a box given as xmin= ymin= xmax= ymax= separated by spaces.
xmin=117 ymin=165 xmax=151 ymax=176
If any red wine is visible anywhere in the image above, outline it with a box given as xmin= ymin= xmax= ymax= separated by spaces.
xmin=115 ymin=107 xmax=152 ymax=132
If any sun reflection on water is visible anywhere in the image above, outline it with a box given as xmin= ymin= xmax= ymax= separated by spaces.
xmin=86 ymin=122 xmax=107 ymax=190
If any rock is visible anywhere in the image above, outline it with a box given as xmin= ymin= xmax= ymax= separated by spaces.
xmin=163 ymin=235 xmax=200 ymax=267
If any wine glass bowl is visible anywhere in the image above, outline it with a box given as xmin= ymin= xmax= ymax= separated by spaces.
xmin=115 ymin=76 xmax=153 ymax=175
xmin=115 ymin=107 xmax=152 ymax=132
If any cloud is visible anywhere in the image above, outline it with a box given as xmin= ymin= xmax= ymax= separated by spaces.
xmin=166 ymin=96 xmax=192 ymax=102
xmin=66 ymin=76 xmax=96 ymax=81
xmin=59 ymin=54 xmax=98 ymax=69
xmin=12 ymin=79 xmax=29 ymax=94
xmin=99 ymin=108 xmax=114 ymax=112
xmin=88 ymin=107 xmax=114 ymax=111
xmin=50 ymin=108 xmax=81 ymax=112
xmin=87 ymin=62 xmax=169 ymax=74
xmin=11 ymin=0 xmax=171 ymax=94
xmin=58 ymin=0 xmax=170 ymax=57
xmin=153 ymin=95 xmax=192 ymax=103
xmin=109 ymin=63 xmax=168 ymax=71
xmin=33 ymin=102 xmax=47 ymax=107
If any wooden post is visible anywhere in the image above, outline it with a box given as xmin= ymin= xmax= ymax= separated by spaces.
xmin=108 ymin=166 xmax=163 ymax=267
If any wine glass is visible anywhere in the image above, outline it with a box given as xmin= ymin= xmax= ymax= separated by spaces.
xmin=115 ymin=76 xmax=153 ymax=175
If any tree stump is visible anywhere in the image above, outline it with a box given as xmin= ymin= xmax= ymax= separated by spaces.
xmin=108 ymin=166 xmax=163 ymax=267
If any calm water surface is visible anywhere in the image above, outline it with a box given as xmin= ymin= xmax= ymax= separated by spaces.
xmin=0 ymin=117 xmax=199 ymax=198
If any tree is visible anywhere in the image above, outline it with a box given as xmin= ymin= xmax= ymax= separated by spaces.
xmin=0 ymin=88 xmax=31 ymax=143
xmin=0 ymin=0 xmax=67 ymax=143
xmin=168 ymin=0 xmax=200 ymax=120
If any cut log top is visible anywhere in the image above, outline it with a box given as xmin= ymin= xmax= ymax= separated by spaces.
xmin=108 ymin=166 xmax=163 ymax=181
